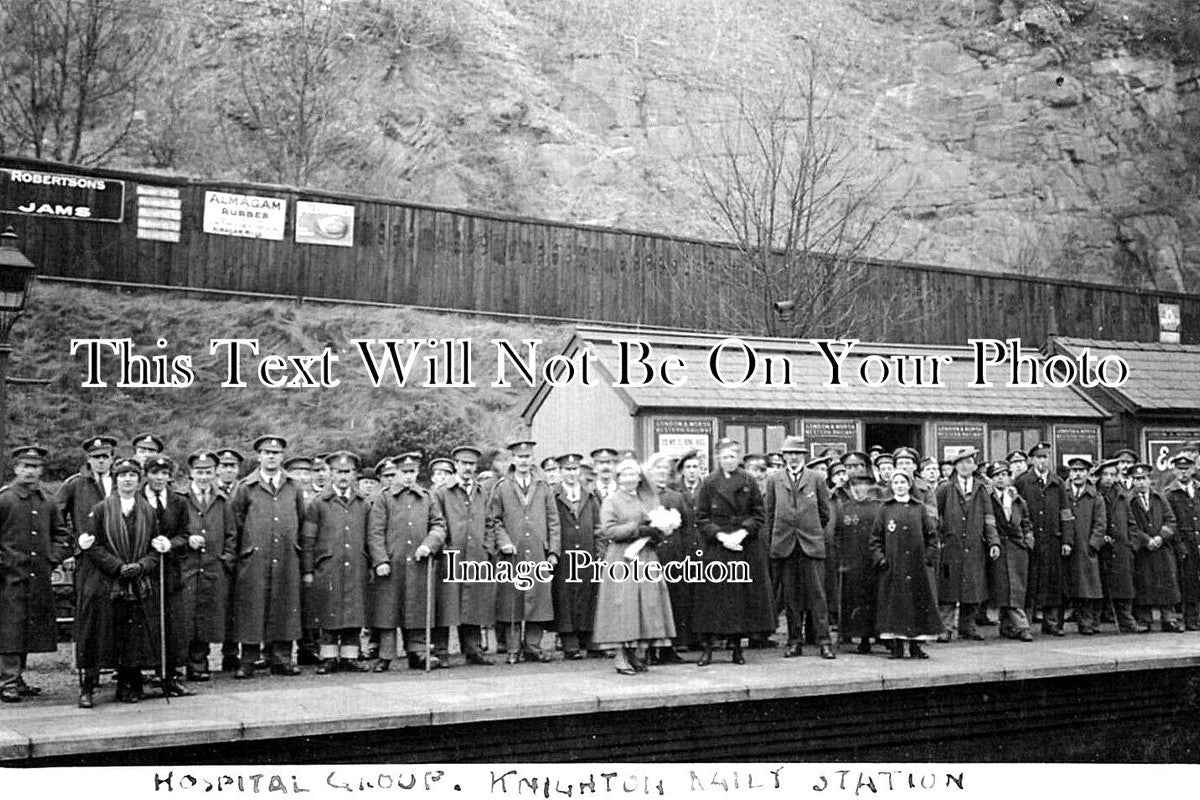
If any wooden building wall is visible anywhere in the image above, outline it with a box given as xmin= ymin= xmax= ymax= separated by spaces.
xmin=3 ymin=155 xmax=1196 ymax=345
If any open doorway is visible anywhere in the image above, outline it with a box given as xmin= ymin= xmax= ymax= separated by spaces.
xmin=863 ymin=422 xmax=922 ymax=454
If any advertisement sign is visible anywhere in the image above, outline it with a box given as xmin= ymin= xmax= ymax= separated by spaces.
xmin=1159 ymin=302 xmax=1181 ymax=344
xmin=136 ymin=184 xmax=181 ymax=242
xmin=295 ymin=200 xmax=354 ymax=247
xmin=653 ymin=418 xmax=716 ymax=472
xmin=1053 ymin=424 xmax=1101 ymax=468
xmin=0 ymin=167 xmax=125 ymax=222
xmin=1143 ymin=427 xmax=1200 ymax=475
xmin=203 ymin=190 xmax=285 ymax=240
xmin=934 ymin=421 xmax=987 ymax=462
xmin=801 ymin=419 xmax=860 ymax=458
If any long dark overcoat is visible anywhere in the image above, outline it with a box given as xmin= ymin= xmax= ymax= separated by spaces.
xmin=1097 ymin=485 xmax=1136 ymax=600
xmin=869 ymin=497 xmax=941 ymax=639
xmin=655 ymin=485 xmax=695 ymax=643
xmin=0 ymin=484 xmax=70 ymax=653
xmin=988 ymin=490 xmax=1034 ymax=608
xmin=75 ymin=496 xmax=163 ymax=669
xmin=175 ymin=487 xmax=237 ymax=643
xmin=301 ymin=488 xmax=370 ymax=630
xmin=552 ymin=485 xmax=601 ymax=634
xmin=832 ymin=491 xmax=881 ymax=639
xmin=935 ymin=481 xmax=1000 ymax=605
xmin=1128 ymin=490 xmax=1181 ymax=606
xmin=229 ymin=473 xmax=305 ymax=643
xmin=1015 ymin=470 xmax=1070 ymax=606
xmin=489 ymin=474 xmax=560 ymax=624
xmin=435 ymin=478 xmax=495 ymax=626
xmin=1166 ymin=482 xmax=1200 ymax=606
xmin=1063 ymin=483 xmax=1106 ymax=600
xmin=692 ymin=468 xmax=775 ymax=636
xmin=56 ymin=465 xmax=108 ymax=536
xmin=367 ymin=484 xmax=450 ymax=629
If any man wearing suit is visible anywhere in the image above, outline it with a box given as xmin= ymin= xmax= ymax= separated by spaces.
xmin=765 ymin=436 xmax=834 ymax=659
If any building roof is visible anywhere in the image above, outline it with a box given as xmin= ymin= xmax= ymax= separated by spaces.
xmin=523 ymin=326 xmax=1108 ymax=422
xmin=1050 ymin=337 xmax=1200 ymax=413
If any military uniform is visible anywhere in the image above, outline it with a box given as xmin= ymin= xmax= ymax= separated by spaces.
xmin=1165 ymin=460 xmax=1200 ymax=629
xmin=435 ymin=457 xmax=496 ymax=663
xmin=302 ymin=478 xmax=371 ymax=670
xmin=0 ymin=446 xmax=71 ymax=702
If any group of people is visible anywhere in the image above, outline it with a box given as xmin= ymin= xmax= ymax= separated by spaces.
xmin=0 ymin=430 xmax=1197 ymax=706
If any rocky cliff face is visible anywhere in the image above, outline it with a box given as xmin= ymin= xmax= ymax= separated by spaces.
xmin=158 ymin=0 xmax=1200 ymax=291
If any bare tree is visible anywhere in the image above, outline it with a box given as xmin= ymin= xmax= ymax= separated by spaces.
xmin=226 ymin=0 xmax=352 ymax=186
xmin=683 ymin=47 xmax=915 ymax=338
xmin=0 ymin=0 xmax=164 ymax=164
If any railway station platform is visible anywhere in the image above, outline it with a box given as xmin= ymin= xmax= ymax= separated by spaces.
xmin=2 ymin=632 xmax=1198 ymax=765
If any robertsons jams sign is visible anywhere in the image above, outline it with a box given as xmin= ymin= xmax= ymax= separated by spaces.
xmin=0 ymin=167 xmax=125 ymax=222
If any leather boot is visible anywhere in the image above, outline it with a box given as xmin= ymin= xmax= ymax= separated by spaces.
xmin=696 ymin=637 xmax=714 ymax=667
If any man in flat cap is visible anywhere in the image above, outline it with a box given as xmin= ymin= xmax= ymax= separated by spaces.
xmin=1061 ymin=456 xmax=1107 ymax=635
xmin=0 ymin=447 xmax=71 ymax=702
xmin=1127 ymin=463 xmax=1184 ymax=632
xmin=1015 ymin=442 xmax=1072 ymax=636
xmin=934 ymin=448 xmax=1000 ymax=642
xmin=228 ymin=436 xmax=306 ymax=678
xmin=367 ymin=452 xmax=449 ymax=670
xmin=435 ymin=445 xmax=496 ymax=665
xmin=1093 ymin=458 xmax=1140 ymax=632
xmin=1166 ymin=454 xmax=1200 ymax=630
xmin=489 ymin=440 xmax=560 ymax=663
xmin=57 ymin=436 xmax=118 ymax=543
xmin=551 ymin=453 xmax=602 ymax=660
xmin=766 ymin=436 xmax=833 ymax=658
xmin=590 ymin=448 xmax=619 ymax=501
xmin=430 ymin=458 xmax=456 ymax=491
xmin=301 ymin=452 xmax=371 ymax=673
xmin=985 ymin=462 xmax=1034 ymax=641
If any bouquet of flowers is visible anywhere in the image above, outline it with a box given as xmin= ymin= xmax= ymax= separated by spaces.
xmin=624 ymin=506 xmax=682 ymax=560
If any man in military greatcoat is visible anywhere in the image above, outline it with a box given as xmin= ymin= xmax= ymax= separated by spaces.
xmin=367 ymin=452 xmax=449 ymax=670
xmin=1015 ymin=442 xmax=1071 ymax=636
xmin=213 ymin=447 xmax=244 ymax=672
xmin=436 ymin=446 xmax=496 ymax=665
xmin=590 ymin=448 xmax=619 ymax=501
xmin=0 ymin=446 xmax=71 ymax=703
xmin=175 ymin=451 xmax=237 ymax=681
xmin=1166 ymin=454 xmax=1200 ymax=630
xmin=934 ymin=449 xmax=1000 ymax=642
xmin=229 ymin=435 xmax=305 ymax=678
xmin=1062 ymin=457 xmax=1107 ymax=635
xmin=986 ymin=462 xmax=1034 ymax=641
xmin=302 ymin=452 xmax=371 ymax=673
xmin=1094 ymin=458 xmax=1140 ymax=632
xmin=489 ymin=440 xmax=561 ymax=663
xmin=1127 ymin=463 xmax=1184 ymax=632
xmin=551 ymin=453 xmax=601 ymax=659
xmin=765 ymin=436 xmax=833 ymax=659
xmin=57 ymin=436 xmax=117 ymax=540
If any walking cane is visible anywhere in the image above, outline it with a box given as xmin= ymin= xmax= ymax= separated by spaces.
xmin=424 ymin=555 xmax=433 ymax=674
xmin=159 ymin=553 xmax=169 ymax=699
xmin=836 ymin=563 xmax=845 ymax=650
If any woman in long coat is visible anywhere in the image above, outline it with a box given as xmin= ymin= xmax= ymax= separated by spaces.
xmin=592 ymin=458 xmax=676 ymax=674
xmin=692 ymin=440 xmax=773 ymax=666
xmin=76 ymin=459 xmax=168 ymax=705
xmin=832 ymin=473 xmax=882 ymax=652
xmin=986 ymin=462 xmax=1034 ymax=641
xmin=869 ymin=471 xmax=941 ymax=659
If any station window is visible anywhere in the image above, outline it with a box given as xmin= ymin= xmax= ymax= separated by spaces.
xmin=989 ymin=425 xmax=1044 ymax=459
xmin=722 ymin=422 xmax=789 ymax=455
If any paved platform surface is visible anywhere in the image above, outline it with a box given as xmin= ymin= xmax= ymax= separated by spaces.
xmin=2 ymin=632 xmax=1198 ymax=762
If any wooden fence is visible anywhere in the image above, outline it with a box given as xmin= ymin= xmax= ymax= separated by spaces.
xmin=2 ymin=155 xmax=1196 ymax=344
